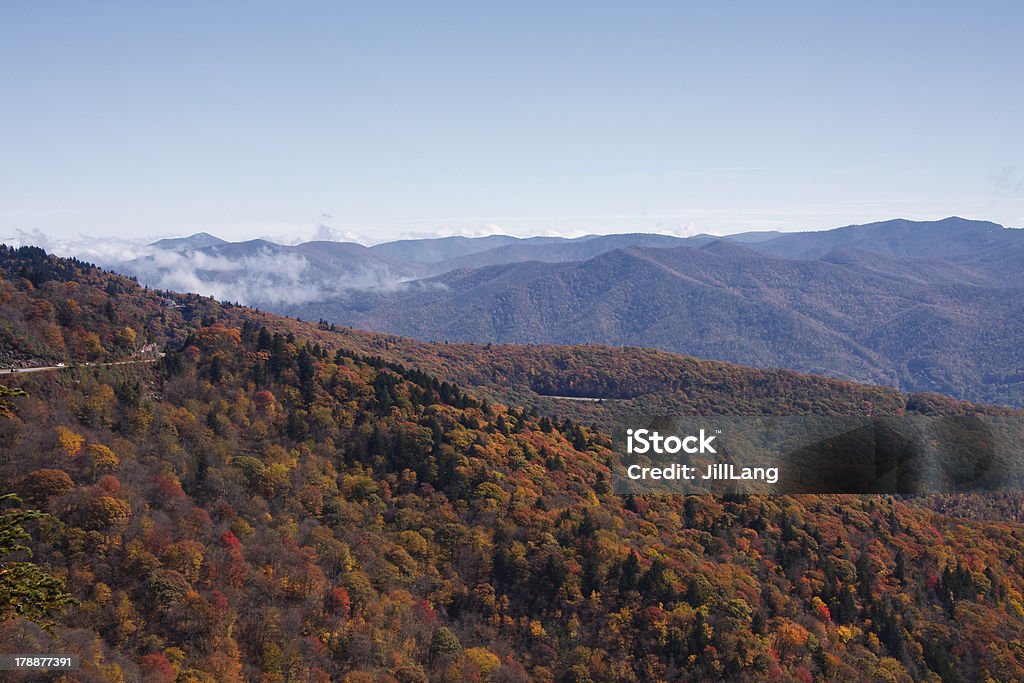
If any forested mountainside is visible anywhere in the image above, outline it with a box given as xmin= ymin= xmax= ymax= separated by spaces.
xmin=7 ymin=244 xmax=1008 ymax=430
xmin=303 ymin=332 xmax=1019 ymax=432
xmin=284 ymin=239 xmax=1024 ymax=408
xmin=4 ymin=246 xmax=1024 ymax=681
xmin=0 ymin=245 xmax=214 ymax=369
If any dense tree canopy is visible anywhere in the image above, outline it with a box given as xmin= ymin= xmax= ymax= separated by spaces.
xmin=1 ymin=247 xmax=1024 ymax=680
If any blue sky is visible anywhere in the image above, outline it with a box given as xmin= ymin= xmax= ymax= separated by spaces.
xmin=2 ymin=1 xmax=1022 ymax=244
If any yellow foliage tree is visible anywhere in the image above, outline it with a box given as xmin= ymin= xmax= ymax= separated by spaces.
xmin=57 ymin=427 xmax=85 ymax=458
xmin=85 ymin=444 xmax=120 ymax=479
xmin=462 ymin=647 xmax=501 ymax=682
xmin=118 ymin=326 xmax=137 ymax=349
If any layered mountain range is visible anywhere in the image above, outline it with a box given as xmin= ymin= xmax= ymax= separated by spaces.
xmin=114 ymin=217 xmax=1024 ymax=406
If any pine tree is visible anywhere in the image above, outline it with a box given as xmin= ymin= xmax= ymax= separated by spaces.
xmin=0 ymin=494 xmax=76 ymax=627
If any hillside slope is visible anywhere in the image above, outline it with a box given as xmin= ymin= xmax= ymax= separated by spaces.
xmin=2 ymin=247 xmax=1024 ymax=680
xmin=284 ymin=241 xmax=1024 ymax=407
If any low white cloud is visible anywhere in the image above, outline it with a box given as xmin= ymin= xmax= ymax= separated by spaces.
xmin=665 ymin=223 xmax=706 ymax=237
xmin=391 ymin=224 xmax=511 ymax=240
xmin=136 ymin=250 xmax=320 ymax=305
xmin=310 ymin=215 xmax=370 ymax=244
xmin=2 ymin=229 xmax=418 ymax=306
xmin=124 ymin=246 xmax=418 ymax=305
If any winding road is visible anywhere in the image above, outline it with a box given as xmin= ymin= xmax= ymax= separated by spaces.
xmin=4 ymin=355 xmax=164 ymax=375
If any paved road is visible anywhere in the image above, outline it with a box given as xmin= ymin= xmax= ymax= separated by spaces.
xmin=4 ymin=356 xmax=164 ymax=375
xmin=543 ymin=395 xmax=615 ymax=402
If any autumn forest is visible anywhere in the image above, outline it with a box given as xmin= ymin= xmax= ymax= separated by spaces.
xmin=3 ymin=246 xmax=1024 ymax=682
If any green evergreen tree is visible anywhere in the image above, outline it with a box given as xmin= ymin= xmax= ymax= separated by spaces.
xmin=0 ymin=494 xmax=76 ymax=627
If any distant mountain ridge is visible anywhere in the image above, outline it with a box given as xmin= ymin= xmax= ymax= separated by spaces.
xmin=147 ymin=216 xmax=1024 ymax=275
xmin=417 ymin=233 xmax=707 ymax=274
xmin=103 ymin=217 xmax=1024 ymax=406
xmin=748 ymin=217 xmax=1021 ymax=260
xmin=369 ymin=234 xmax=571 ymax=264
xmin=149 ymin=231 xmax=227 ymax=251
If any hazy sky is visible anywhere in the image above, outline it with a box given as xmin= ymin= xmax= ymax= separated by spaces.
xmin=2 ymin=1 xmax=1022 ymax=245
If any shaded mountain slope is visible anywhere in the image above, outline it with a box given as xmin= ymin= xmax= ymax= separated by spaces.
xmin=369 ymin=234 xmax=570 ymax=264
xmin=283 ymin=242 xmax=1024 ymax=406
xmin=426 ymin=233 xmax=703 ymax=274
